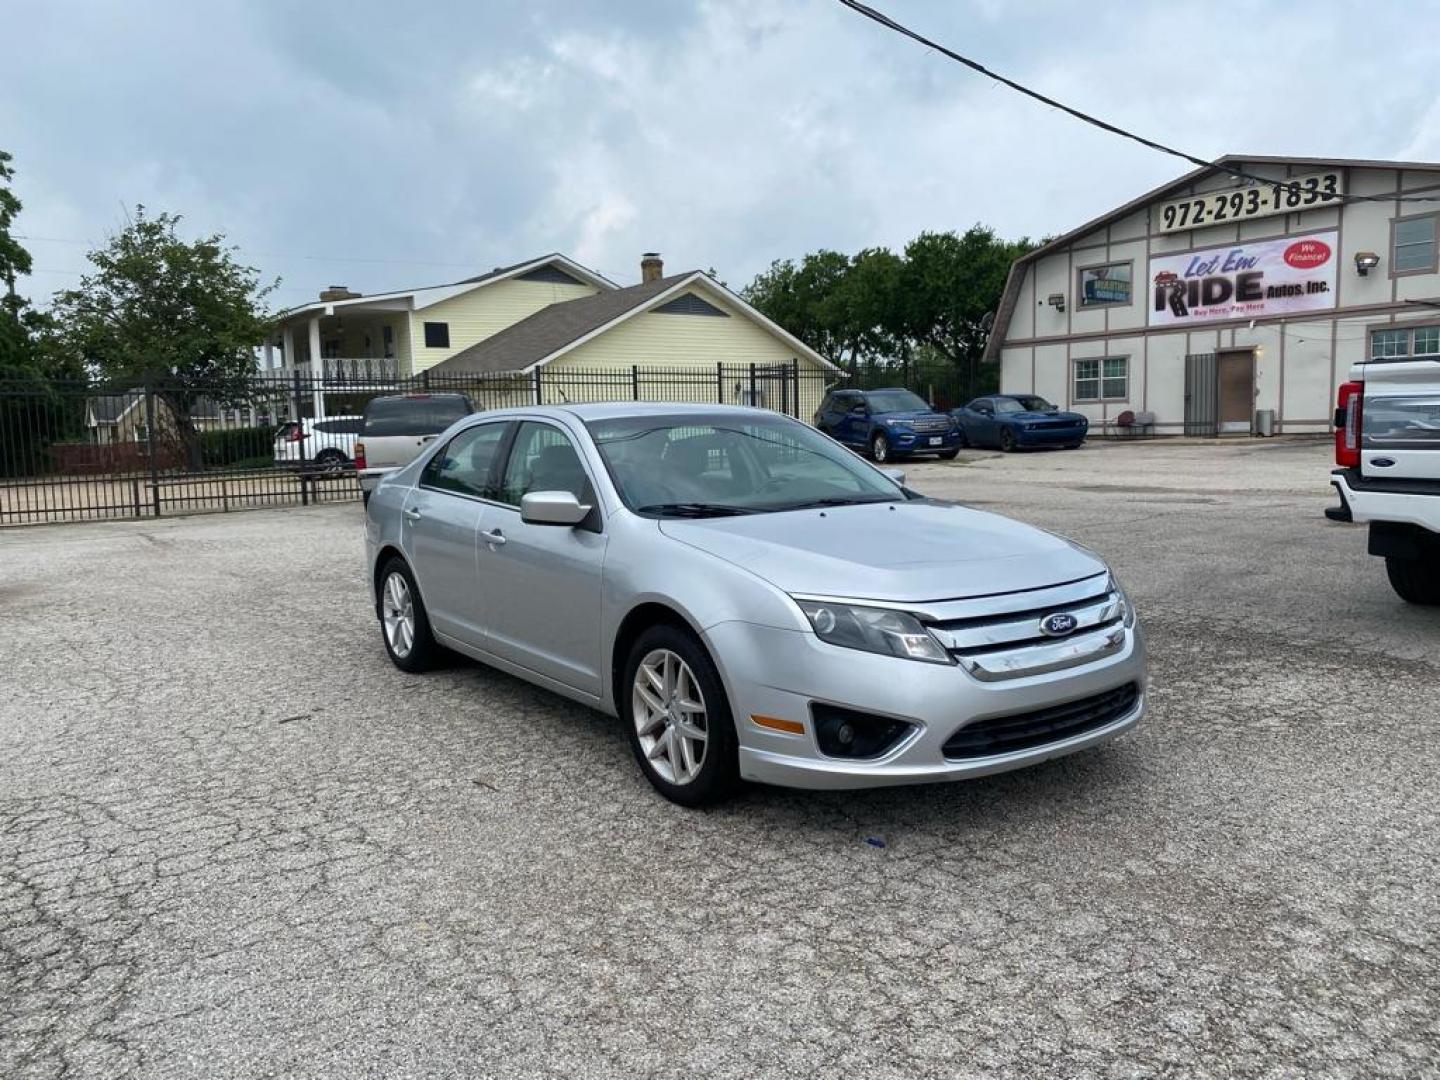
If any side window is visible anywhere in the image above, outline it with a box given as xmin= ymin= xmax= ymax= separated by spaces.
xmin=423 ymin=322 xmax=450 ymax=348
xmin=422 ymin=423 xmax=507 ymax=499
xmin=498 ymin=422 xmax=592 ymax=507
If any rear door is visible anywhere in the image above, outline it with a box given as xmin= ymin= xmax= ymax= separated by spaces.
xmin=403 ymin=421 xmax=509 ymax=644
xmin=1362 ymin=354 xmax=1440 ymax=481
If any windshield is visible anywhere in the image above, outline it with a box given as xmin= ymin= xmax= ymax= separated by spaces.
xmin=1000 ymin=395 xmax=1055 ymax=413
xmin=864 ymin=390 xmax=929 ymax=414
xmin=586 ymin=413 xmax=904 ymax=516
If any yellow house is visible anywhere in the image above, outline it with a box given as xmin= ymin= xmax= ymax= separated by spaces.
xmin=265 ymin=253 xmax=840 ymax=415
xmin=265 ymin=253 xmax=613 ymax=379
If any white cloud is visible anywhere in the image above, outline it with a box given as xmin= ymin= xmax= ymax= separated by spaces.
xmin=4 ymin=0 xmax=1439 ymax=306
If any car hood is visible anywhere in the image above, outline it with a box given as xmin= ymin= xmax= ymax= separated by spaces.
xmin=659 ymin=500 xmax=1105 ymax=603
xmin=1008 ymin=409 xmax=1087 ymax=423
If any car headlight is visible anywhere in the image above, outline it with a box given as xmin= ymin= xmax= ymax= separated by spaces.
xmin=795 ymin=600 xmax=952 ymax=664
xmin=1109 ymin=574 xmax=1136 ymax=628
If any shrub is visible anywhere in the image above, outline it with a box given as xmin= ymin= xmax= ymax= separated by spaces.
xmin=199 ymin=425 xmax=275 ymax=469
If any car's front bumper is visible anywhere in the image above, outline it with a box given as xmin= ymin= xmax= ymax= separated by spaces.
xmin=888 ymin=429 xmax=963 ymax=455
xmin=1015 ymin=424 xmax=1088 ymax=446
xmin=704 ymin=618 xmax=1146 ymax=790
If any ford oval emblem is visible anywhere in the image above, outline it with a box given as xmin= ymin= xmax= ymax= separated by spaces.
xmin=1039 ymin=612 xmax=1078 ymax=637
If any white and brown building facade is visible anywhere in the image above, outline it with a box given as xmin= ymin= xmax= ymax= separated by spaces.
xmin=985 ymin=155 xmax=1440 ymax=435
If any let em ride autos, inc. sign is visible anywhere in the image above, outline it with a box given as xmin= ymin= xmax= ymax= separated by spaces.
xmin=1155 ymin=171 xmax=1343 ymax=234
xmin=1148 ymin=231 xmax=1338 ymax=327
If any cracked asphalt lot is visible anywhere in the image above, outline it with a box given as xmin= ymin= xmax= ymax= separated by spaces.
xmin=2 ymin=438 xmax=1437 ymax=1078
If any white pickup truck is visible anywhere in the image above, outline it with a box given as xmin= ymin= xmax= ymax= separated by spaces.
xmin=1329 ymin=351 xmax=1440 ymax=604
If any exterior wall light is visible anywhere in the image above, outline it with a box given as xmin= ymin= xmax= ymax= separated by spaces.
xmin=1046 ymin=293 xmax=1066 ymax=313
xmin=1355 ymin=252 xmax=1380 ymax=276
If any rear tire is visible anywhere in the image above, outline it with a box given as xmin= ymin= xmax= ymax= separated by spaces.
xmin=1385 ymin=556 xmax=1440 ymax=605
xmin=314 ymin=448 xmax=348 ymax=475
xmin=870 ymin=432 xmax=891 ymax=463
xmin=377 ymin=558 xmax=441 ymax=671
xmin=622 ymin=624 xmax=740 ymax=807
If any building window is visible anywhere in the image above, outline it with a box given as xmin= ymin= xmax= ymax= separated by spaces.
xmin=1370 ymin=324 xmax=1440 ymax=361
xmin=1392 ymin=215 xmax=1437 ymax=274
xmin=1077 ymin=262 xmax=1133 ymax=307
xmin=423 ymin=322 xmax=450 ymax=348
xmin=1074 ymin=357 xmax=1128 ymax=402
xmin=654 ymin=293 xmax=730 ymax=317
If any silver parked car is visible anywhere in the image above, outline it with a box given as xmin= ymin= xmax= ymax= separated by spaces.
xmin=365 ymin=403 xmax=1146 ymax=805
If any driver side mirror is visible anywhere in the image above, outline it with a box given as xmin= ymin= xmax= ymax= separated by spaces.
xmin=850 ymin=404 xmax=868 ymax=416
xmin=879 ymin=467 xmax=906 ymax=487
xmin=520 ymin=490 xmax=591 ymax=526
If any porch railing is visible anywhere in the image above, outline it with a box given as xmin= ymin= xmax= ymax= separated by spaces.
xmin=265 ymin=357 xmax=404 ymax=381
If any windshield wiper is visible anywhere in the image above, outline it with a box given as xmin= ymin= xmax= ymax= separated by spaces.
xmin=637 ymin=502 xmax=760 ymax=518
xmin=775 ymin=495 xmax=901 ymax=511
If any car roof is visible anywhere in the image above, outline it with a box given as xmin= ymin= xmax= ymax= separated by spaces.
xmin=519 ymin=401 xmax=791 ymax=422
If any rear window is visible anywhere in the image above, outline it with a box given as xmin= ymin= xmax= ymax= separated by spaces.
xmin=362 ymin=395 xmax=473 ymax=437
xmin=315 ymin=418 xmax=362 ymax=434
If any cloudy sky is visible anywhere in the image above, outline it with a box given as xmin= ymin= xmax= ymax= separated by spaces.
xmin=6 ymin=0 xmax=1440 ymax=309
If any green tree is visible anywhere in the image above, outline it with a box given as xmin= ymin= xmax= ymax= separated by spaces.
xmin=742 ymin=250 xmax=852 ymax=369
xmin=897 ymin=226 xmax=1033 ymax=399
xmin=0 ymin=149 xmax=32 ymax=329
xmin=49 ymin=207 xmax=277 ymax=468
xmin=0 ymin=150 xmax=86 ymax=476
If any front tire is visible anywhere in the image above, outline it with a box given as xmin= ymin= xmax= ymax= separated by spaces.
xmin=870 ymin=431 xmax=891 ymax=463
xmin=937 ymin=448 xmax=960 ymax=460
xmin=999 ymin=427 xmax=1017 ymax=453
xmin=377 ymin=558 xmax=441 ymax=671
xmin=622 ymin=624 xmax=740 ymax=806
xmin=1386 ymin=556 xmax=1440 ymax=605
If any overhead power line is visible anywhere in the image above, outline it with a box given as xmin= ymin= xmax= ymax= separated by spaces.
xmin=835 ymin=0 xmax=1440 ymax=205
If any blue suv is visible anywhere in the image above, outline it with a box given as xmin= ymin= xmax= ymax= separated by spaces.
xmin=813 ymin=387 xmax=962 ymax=463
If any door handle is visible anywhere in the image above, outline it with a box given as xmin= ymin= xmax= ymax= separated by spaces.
xmin=480 ymin=528 xmax=507 ymax=547
xmin=404 ymin=507 xmax=422 ymax=522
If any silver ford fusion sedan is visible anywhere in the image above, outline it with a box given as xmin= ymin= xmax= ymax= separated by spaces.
xmin=365 ymin=403 xmax=1145 ymax=806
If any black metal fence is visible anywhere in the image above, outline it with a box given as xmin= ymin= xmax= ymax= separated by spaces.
xmin=0 ymin=362 xmax=847 ymax=527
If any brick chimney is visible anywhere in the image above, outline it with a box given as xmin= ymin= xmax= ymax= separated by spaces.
xmin=318 ymin=285 xmax=362 ymax=301
xmin=640 ymin=253 xmax=663 ymax=284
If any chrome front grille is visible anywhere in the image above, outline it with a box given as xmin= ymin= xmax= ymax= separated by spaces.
xmin=923 ymin=573 xmax=1127 ymax=681
xmin=911 ymin=417 xmax=952 ymax=433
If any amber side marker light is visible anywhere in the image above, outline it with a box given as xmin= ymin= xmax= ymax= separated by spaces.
xmin=751 ymin=714 xmax=805 ymax=735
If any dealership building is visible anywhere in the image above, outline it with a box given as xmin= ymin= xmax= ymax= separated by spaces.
xmin=985 ymin=155 xmax=1440 ymax=435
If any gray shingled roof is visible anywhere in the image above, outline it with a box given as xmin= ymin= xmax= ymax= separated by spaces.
xmin=429 ymin=272 xmax=698 ymax=375
xmin=88 ymin=391 xmax=144 ymax=424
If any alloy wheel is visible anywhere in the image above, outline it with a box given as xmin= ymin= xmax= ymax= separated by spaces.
xmin=871 ymin=434 xmax=889 ymax=462
xmin=632 ymin=648 xmax=708 ymax=785
xmin=382 ymin=572 xmax=416 ymax=658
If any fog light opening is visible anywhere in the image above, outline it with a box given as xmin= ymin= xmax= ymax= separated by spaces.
xmin=811 ymin=703 xmax=913 ymax=759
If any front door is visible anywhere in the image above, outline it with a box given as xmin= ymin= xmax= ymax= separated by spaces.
xmin=1217 ymin=350 xmax=1255 ymax=434
xmin=479 ymin=420 xmax=607 ymax=695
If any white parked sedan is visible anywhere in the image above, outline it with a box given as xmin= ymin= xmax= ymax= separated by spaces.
xmin=365 ymin=403 xmax=1146 ymax=805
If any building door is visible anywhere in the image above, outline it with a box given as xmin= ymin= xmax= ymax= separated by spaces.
xmin=1216 ymin=349 xmax=1256 ymax=434
xmin=1184 ymin=353 xmax=1217 ymax=436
